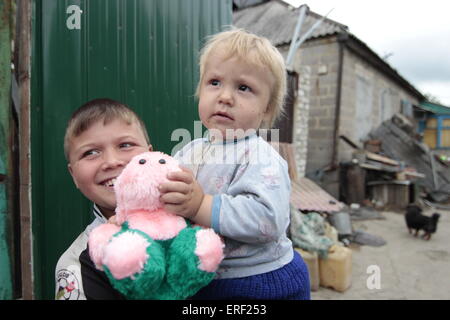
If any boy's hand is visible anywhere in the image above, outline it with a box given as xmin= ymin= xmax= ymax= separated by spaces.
xmin=159 ymin=167 xmax=204 ymax=220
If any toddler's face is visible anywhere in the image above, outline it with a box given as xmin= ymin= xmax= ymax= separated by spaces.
xmin=67 ymin=118 xmax=151 ymax=218
xmin=198 ymin=51 xmax=273 ymax=141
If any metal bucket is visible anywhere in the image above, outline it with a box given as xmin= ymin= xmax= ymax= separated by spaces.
xmin=328 ymin=211 xmax=353 ymax=236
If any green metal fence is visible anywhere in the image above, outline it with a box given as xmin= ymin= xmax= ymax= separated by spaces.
xmin=31 ymin=0 xmax=231 ymax=299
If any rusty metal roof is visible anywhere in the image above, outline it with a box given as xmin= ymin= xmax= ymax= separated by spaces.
xmin=290 ymin=177 xmax=345 ymax=213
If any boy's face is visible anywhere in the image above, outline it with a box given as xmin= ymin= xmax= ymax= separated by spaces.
xmin=67 ymin=118 xmax=152 ymax=218
xmin=198 ymin=50 xmax=273 ymax=140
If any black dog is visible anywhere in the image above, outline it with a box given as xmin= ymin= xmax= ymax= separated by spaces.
xmin=405 ymin=204 xmax=440 ymax=240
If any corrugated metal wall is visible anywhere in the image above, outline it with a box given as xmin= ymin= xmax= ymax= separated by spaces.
xmin=31 ymin=0 xmax=231 ymax=299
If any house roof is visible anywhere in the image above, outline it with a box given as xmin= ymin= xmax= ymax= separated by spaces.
xmin=233 ymin=0 xmax=348 ymax=47
xmin=233 ymin=0 xmax=425 ymax=101
xmin=233 ymin=0 xmax=269 ymax=10
xmin=290 ymin=178 xmax=345 ymax=213
xmin=419 ymin=101 xmax=450 ymax=115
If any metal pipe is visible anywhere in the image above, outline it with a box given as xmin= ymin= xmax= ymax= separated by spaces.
xmin=295 ymin=8 xmax=334 ymax=47
xmin=287 ymin=6 xmax=333 ymax=70
xmin=332 ymin=32 xmax=348 ymax=166
xmin=286 ymin=4 xmax=308 ymax=70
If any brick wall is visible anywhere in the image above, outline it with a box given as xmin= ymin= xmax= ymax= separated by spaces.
xmin=293 ymin=65 xmax=311 ymax=178
xmin=278 ymin=45 xmax=313 ymax=179
xmin=293 ymin=38 xmax=340 ymax=176
xmin=338 ymin=49 xmax=422 ymax=162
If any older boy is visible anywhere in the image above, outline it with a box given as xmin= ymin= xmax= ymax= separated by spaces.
xmin=55 ymin=98 xmax=152 ymax=300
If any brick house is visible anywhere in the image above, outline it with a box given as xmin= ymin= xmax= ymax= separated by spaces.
xmin=233 ymin=0 xmax=425 ymax=198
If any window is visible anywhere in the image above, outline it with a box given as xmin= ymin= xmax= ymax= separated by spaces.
xmin=380 ymin=89 xmax=392 ymax=122
xmin=401 ymin=100 xmax=413 ymax=118
xmin=355 ymin=76 xmax=373 ymax=141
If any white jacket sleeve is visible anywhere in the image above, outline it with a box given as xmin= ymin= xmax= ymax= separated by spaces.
xmin=212 ymin=155 xmax=291 ymax=244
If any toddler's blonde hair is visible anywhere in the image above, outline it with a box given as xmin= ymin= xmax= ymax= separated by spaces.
xmin=196 ymin=28 xmax=286 ymax=128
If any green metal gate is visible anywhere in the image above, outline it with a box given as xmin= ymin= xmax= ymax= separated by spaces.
xmin=31 ymin=0 xmax=231 ymax=299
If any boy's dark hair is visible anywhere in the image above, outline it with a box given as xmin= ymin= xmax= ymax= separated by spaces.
xmin=64 ymin=98 xmax=150 ymax=161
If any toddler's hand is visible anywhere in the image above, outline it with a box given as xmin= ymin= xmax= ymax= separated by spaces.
xmin=108 ymin=215 xmax=120 ymax=226
xmin=159 ymin=166 xmax=204 ymax=219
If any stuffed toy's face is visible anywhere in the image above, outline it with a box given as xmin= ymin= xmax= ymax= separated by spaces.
xmin=114 ymin=152 xmax=181 ymax=223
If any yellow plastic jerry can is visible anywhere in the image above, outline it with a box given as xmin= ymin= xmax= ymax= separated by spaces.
xmin=295 ymin=248 xmax=320 ymax=292
xmin=319 ymin=245 xmax=352 ymax=292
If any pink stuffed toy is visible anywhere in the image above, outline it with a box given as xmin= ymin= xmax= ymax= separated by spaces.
xmin=88 ymin=151 xmax=224 ymax=299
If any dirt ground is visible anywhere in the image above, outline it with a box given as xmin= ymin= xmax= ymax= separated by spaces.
xmin=311 ymin=207 xmax=450 ymax=300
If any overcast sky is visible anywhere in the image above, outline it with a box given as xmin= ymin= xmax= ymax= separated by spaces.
xmin=284 ymin=0 xmax=450 ymax=106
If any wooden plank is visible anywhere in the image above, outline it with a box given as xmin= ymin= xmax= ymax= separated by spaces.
xmin=0 ymin=0 xmax=13 ymax=300
xmin=403 ymin=171 xmax=426 ymax=179
xmin=358 ymin=159 xmax=399 ymax=173
xmin=360 ymin=163 xmax=384 ymax=171
xmin=339 ymin=135 xmax=360 ymax=149
xmin=366 ymin=151 xmax=399 ymax=166
xmin=341 ymin=135 xmax=399 ymax=166
xmin=18 ymin=0 xmax=33 ymax=300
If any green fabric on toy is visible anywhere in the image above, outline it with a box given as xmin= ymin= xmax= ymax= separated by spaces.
xmin=88 ymin=152 xmax=224 ymax=299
